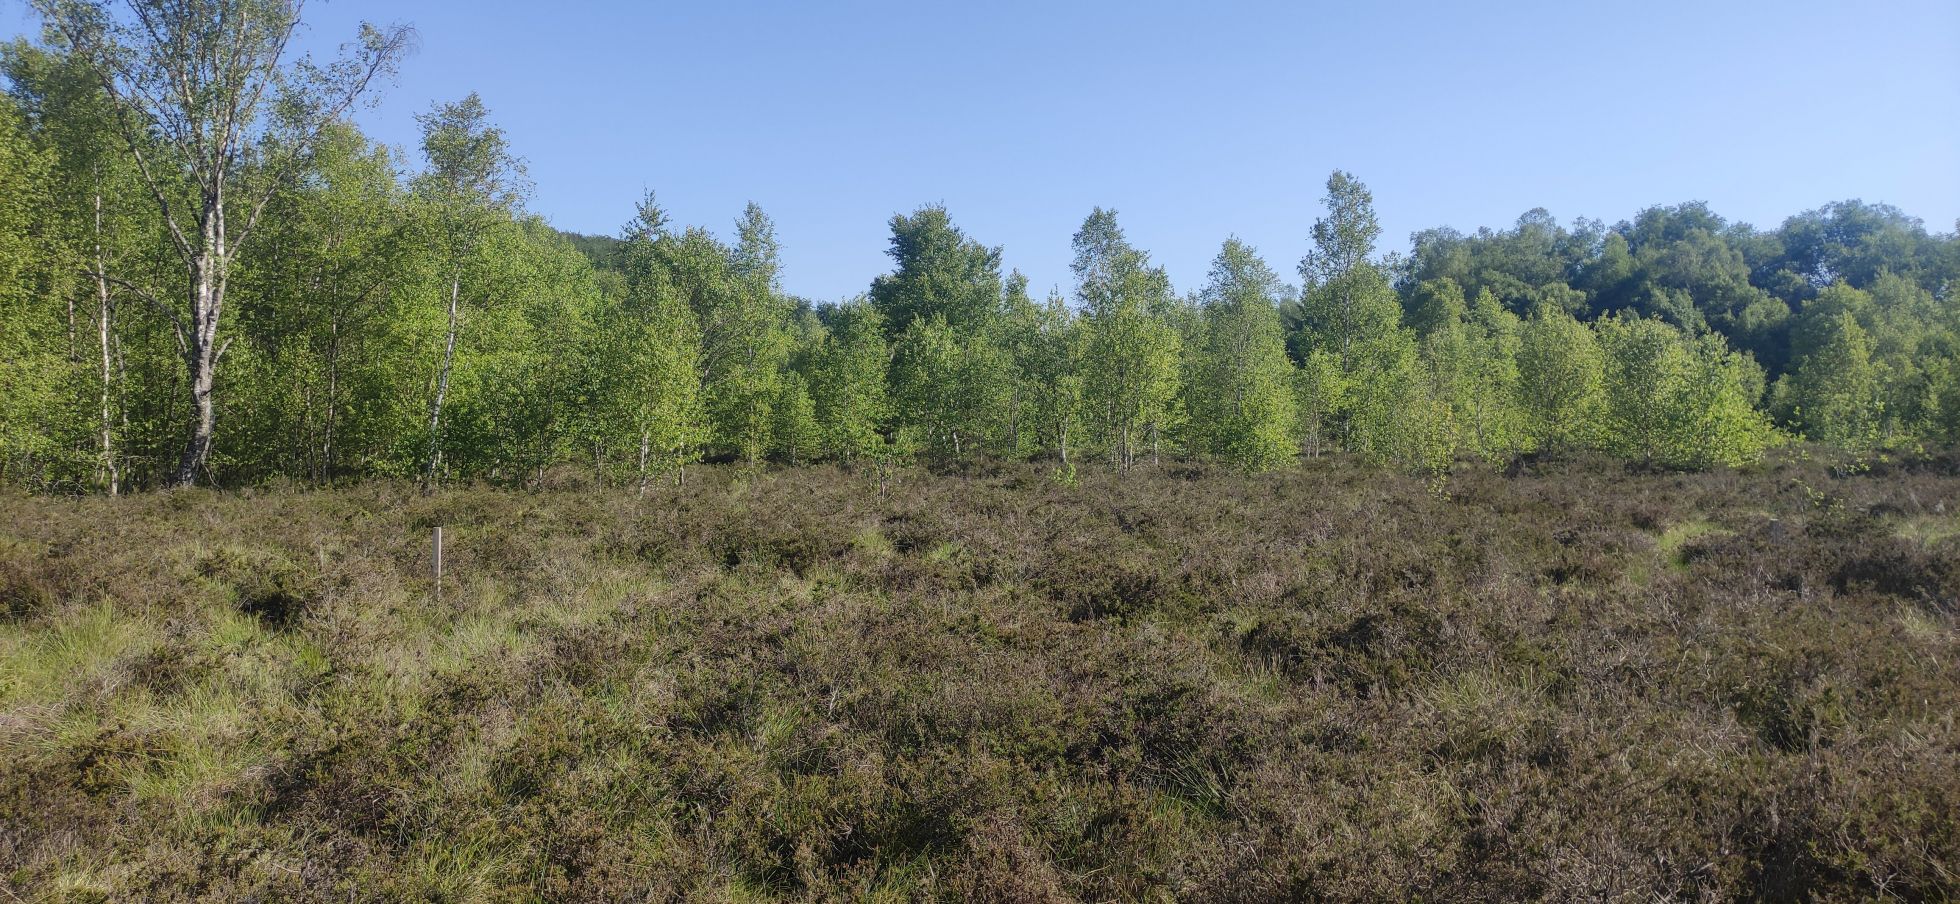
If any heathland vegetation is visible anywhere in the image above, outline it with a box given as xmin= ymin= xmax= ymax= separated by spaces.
xmin=2 ymin=2 xmax=1959 ymax=901
xmin=3 ymin=459 xmax=1960 ymax=899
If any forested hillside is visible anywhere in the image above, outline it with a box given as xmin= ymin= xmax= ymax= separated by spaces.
xmin=1 ymin=3 xmax=1957 ymax=495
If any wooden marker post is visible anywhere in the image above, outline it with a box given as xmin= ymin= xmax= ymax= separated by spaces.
xmin=432 ymin=526 xmax=444 ymax=601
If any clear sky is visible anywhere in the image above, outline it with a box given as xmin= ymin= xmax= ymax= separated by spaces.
xmin=5 ymin=0 xmax=1958 ymax=301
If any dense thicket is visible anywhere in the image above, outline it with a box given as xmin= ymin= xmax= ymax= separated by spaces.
xmin=2 ymin=2 xmax=1957 ymax=493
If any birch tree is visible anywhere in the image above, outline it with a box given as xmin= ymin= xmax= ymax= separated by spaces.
xmin=2 ymin=43 xmax=155 ymax=492
xmin=809 ymin=299 xmax=889 ymax=463
xmin=1073 ymin=209 xmax=1181 ymax=472
xmin=608 ymin=193 xmax=704 ymax=492
xmin=1517 ymin=303 xmax=1605 ymax=453
xmin=1193 ymin=238 xmax=1297 ymax=471
xmin=1298 ymin=171 xmax=1397 ymax=368
xmin=1777 ymin=310 xmax=1882 ymax=449
xmin=1597 ymin=314 xmax=1775 ymax=468
xmin=31 ymin=0 xmax=411 ymax=487
xmin=414 ymin=93 xmax=524 ymax=488
xmin=1011 ymin=288 xmax=1085 ymax=467
xmin=0 ymin=99 xmax=64 ymax=486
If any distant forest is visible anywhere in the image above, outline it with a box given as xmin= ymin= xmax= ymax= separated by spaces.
xmin=2 ymin=2 xmax=1957 ymax=494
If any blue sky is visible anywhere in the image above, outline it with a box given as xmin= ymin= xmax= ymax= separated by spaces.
xmin=5 ymin=0 xmax=1957 ymax=301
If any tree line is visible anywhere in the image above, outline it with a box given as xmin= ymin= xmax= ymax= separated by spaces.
xmin=2 ymin=1 xmax=1958 ymax=495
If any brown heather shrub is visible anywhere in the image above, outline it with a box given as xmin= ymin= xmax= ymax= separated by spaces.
xmin=0 ymin=453 xmax=1957 ymax=901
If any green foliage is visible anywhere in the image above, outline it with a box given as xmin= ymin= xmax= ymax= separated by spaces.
xmin=1926 ymin=354 xmax=1960 ymax=445
xmin=707 ymin=205 xmax=792 ymax=463
xmin=27 ymin=0 xmax=413 ymax=486
xmin=555 ymin=229 xmax=623 ymax=270
xmin=1300 ymin=170 xmax=1383 ymax=288
xmin=1517 ymin=304 xmax=1606 ymax=452
xmin=1596 ymin=315 xmax=1778 ymax=468
xmin=1407 ymin=209 xmax=1597 ymax=319
xmin=1292 ymin=349 xmax=1345 ymax=458
xmin=868 ymin=204 xmax=1003 ymax=335
xmin=1192 ymin=239 xmax=1298 ymax=471
xmin=412 ymin=93 xmax=533 ymax=485
xmin=1405 ymin=277 xmax=1467 ymax=338
xmin=1778 ymin=310 xmax=1883 ymax=449
xmin=890 ymin=312 xmax=1015 ymax=461
xmin=599 ymin=194 xmax=707 ymax=487
xmin=1296 ymin=171 xmax=1402 ymax=366
xmin=0 ymin=6 xmax=1949 ymax=491
xmin=423 ymin=219 xmax=605 ymax=481
xmin=1345 ymin=330 xmax=1455 ymax=475
xmin=223 ymin=123 xmax=415 ymax=483
xmin=1424 ymin=288 xmax=1527 ymax=462
xmin=0 ymin=97 xmax=66 ymax=485
xmin=891 ymin=313 xmax=965 ymax=458
xmin=1 ymin=41 xmax=167 ymax=492
xmin=1074 ymin=210 xmax=1182 ymax=471
xmin=416 ymin=92 xmax=528 ymax=214
xmin=1003 ymin=284 xmax=1085 ymax=464
xmin=770 ymin=370 xmax=821 ymax=466
xmin=808 ymin=299 xmax=889 ymax=462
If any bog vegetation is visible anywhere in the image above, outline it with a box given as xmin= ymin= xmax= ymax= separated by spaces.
xmin=3 ymin=458 xmax=1959 ymax=899
xmin=0 ymin=3 xmax=1957 ymax=493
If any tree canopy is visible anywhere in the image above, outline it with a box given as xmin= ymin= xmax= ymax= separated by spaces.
xmin=3 ymin=3 xmax=1957 ymax=493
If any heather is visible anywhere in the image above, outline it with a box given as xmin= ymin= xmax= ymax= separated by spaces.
xmin=3 ymin=455 xmax=1956 ymax=901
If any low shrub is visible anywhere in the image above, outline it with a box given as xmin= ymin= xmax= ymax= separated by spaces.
xmin=0 ymin=456 xmax=1955 ymax=901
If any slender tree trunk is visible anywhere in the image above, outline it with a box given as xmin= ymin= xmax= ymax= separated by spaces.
xmin=748 ymin=392 xmax=765 ymax=466
xmin=297 ymin=356 xmax=314 ymax=480
xmin=1009 ymin=385 xmax=1021 ymax=455
xmin=171 ymin=219 xmax=226 ymax=488
xmin=423 ymin=269 xmax=463 ymax=489
xmin=322 ymin=318 xmax=341 ymax=484
xmin=97 ymin=289 xmax=117 ymax=495
xmin=172 ymin=295 xmax=219 ymax=486
xmin=92 ymin=192 xmax=118 ymax=496
xmin=637 ymin=428 xmax=651 ymax=498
